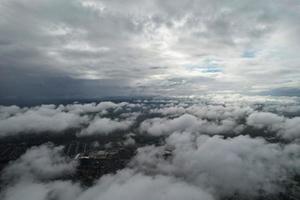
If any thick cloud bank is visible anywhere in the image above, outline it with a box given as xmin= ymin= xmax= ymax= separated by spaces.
xmin=1 ymin=132 xmax=299 ymax=200
xmin=0 ymin=95 xmax=300 ymax=140
xmin=0 ymin=95 xmax=300 ymax=200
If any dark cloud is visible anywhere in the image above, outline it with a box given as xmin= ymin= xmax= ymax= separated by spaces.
xmin=0 ymin=0 xmax=300 ymax=98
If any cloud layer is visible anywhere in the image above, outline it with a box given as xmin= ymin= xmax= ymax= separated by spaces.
xmin=0 ymin=95 xmax=300 ymax=140
xmin=1 ymin=0 xmax=300 ymax=98
xmin=0 ymin=95 xmax=300 ymax=199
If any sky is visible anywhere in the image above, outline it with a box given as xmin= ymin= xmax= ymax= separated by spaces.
xmin=1 ymin=0 xmax=300 ymax=99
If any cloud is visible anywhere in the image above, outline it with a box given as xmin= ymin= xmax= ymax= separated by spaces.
xmin=0 ymin=101 xmax=140 ymax=137
xmin=247 ymin=111 xmax=300 ymax=140
xmin=0 ymin=97 xmax=299 ymax=141
xmin=0 ymin=144 xmax=82 ymax=200
xmin=150 ymin=102 xmax=254 ymax=121
xmin=247 ymin=111 xmax=285 ymax=131
xmin=0 ymin=144 xmax=214 ymax=200
xmin=79 ymin=117 xmax=133 ymax=136
xmin=282 ymin=117 xmax=300 ymax=139
xmin=123 ymin=134 xmax=136 ymax=146
xmin=1 ymin=0 xmax=300 ymax=98
xmin=1 ymin=169 xmax=214 ymax=200
xmin=139 ymin=114 xmax=203 ymax=135
xmin=0 ymin=105 xmax=88 ymax=136
xmin=76 ymin=170 xmax=214 ymax=200
xmin=1 ymin=144 xmax=77 ymax=182
xmin=132 ymin=133 xmax=300 ymax=198
xmin=142 ymin=96 xmax=300 ymax=140
xmin=2 ymin=135 xmax=299 ymax=200
xmin=139 ymin=113 xmax=243 ymax=136
xmin=0 ymin=105 xmax=22 ymax=120
xmin=0 ymin=97 xmax=300 ymax=199
xmin=63 ymin=101 xmax=127 ymax=114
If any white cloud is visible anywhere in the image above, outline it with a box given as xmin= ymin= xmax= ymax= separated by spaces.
xmin=132 ymin=133 xmax=300 ymax=198
xmin=0 ymin=144 xmax=214 ymax=200
xmin=79 ymin=117 xmax=133 ymax=136
xmin=77 ymin=170 xmax=214 ymax=200
xmin=0 ymin=101 xmax=139 ymax=137
xmin=247 ymin=111 xmax=300 ymax=140
xmin=247 ymin=111 xmax=285 ymax=131
xmin=140 ymin=114 xmax=203 ymax=136
xmin=140 ymin=113 xmax=243 ymax=136
xmin=280 ymin=117 xmax=300 ymax=140
xmin=63 ymin=101 xmax=122 ymax=114
xmin=0 ymin=105 xmax=22 ymax=120
xmin=0 ymin=144 xmax=82 ymax=200
xmin=1 ymin=144 xmax=77 ymax=182
xmin=0 ymin=98 xmax=300 ymax=199
xmin=0 ymin=105 xmax=88 ymax=136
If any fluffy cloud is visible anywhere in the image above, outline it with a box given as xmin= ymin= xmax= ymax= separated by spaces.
xmin=0 ymin=144 xmax=82 ymax=200
xmin=2 ymin=135 xmax=299 ymax=200
xmin=1 ymin=170 xmax=214 ymax=200
xmin=1 ymin=144 xmax=77 ymax=182
xmin=140 ymin=113 xmax=243 ymax=136
xmin=247 ymin=111 xmax=300 ymax=140
xmin=76 ymin=170 xmax=214 ymax=200
xmin=247 ymin=111 xmax=285 ymax=131
xmin=139 ymin=114 xmax=203 ymax=136
xmin=282 ymin=117 xmax=300 ymax=139
xmin=0 ymin=97 xmax=299 ymax=140
xmin=0 ymin=97 xmax=300 ymax=200
xmin=132 ymin=133 xmax=300 ymax=198
xmin=0 ymin=144 xmax=214 ymax=200
xmin=151 ymin=103 xmax=253 ymax=120
xmin=79 ymin=117 xmax=133 ymax=136
xmin=63 ymin=101 xmax=129 ymax=114
xmin=0 ymin=101 xmax=140 ymax=137
xmin=0 ymin=105 xmax=22 ymax=120
xmin=0 ymin=105 xmax=88 ymax=136
xmin=143 ymin=97 xmax=300 ymax=140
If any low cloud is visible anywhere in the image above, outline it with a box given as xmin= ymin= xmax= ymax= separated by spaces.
xmin=1 ymin=144 xmax=77 ymax=182
xmin=0 ymin=101 xmax=138 ymax=137
xmin=0 ymin=105 xmax=88 ymax=136
xmin=140 ymin=114 xmax=243 ymax=136
xmin=1 ymin=132 xmax=299 ymax=200
xmin=247 ymin=111 xmax=300 ymax=140
xmin=79 ymin=117 xmax=133 ymax=136
xmin=0 ymin=144 xmax=214 ymax=200
xmin=0 ymin=96 xmax=300 ymax=141
xmin=132 ymin=133 xmax=300 ymax=198
xmin=0 ymin=96 xmax=300 ymax=199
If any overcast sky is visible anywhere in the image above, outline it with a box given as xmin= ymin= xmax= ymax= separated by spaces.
xmin=1 ymin=0 xmax=300 ymax=99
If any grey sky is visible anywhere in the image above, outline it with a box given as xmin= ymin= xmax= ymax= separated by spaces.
xmin=1 ymin=0 xmax=300 ymax=99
